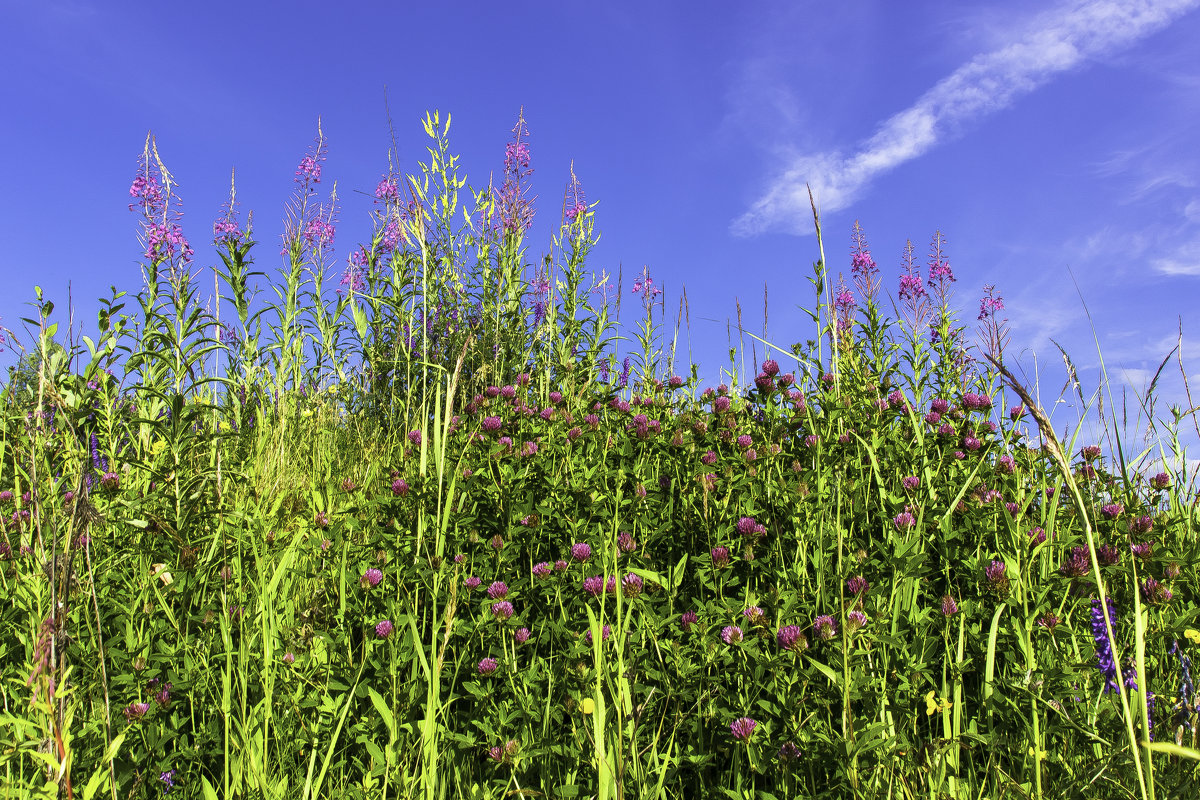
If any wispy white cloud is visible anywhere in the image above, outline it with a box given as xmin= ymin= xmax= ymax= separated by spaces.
xmin=732 ymin=0 xmax=1200 ymax=236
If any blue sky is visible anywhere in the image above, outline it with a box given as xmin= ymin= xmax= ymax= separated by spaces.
xmin=3 ymin=0 xmax=1200 ymax=459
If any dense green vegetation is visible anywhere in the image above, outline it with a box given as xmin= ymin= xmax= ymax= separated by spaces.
xmin=2 ymin=111 xmax=1198 ymax=799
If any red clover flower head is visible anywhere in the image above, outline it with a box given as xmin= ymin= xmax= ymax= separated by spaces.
xmin=1130 ymin=515 xmax=1154 ymax=534
xmin=361 ymin=568 xmax=383 ymax=588
xmin=940 ymin=595 xmax=959 ymax=617
xmin=681 ymin=611 xmax=699 ymax=631
xmin=491 ymin=601 xmax=514 ymax=620
xmin=487 ymin=581 xmax=509 ymax=599
xmin=583 ymin=576 xmax=604 ymax=597
xmin=478 ymin=657 xmax=499 ymax=676
xmin=730 ymin=716 xmax=757 ymax=742
xmin=391 ymin=478 xmax=409 ymax=496
xmin=743 ymin=606 xmax=766 ymax=626
xmin=584 ymin=625 xmax=611 ymax=645
xmin=618 ymin=532 xmax=636 ymax=553
xmin=711 ymin=547 xmax=731 ymax=568
xmin=846 ymin=575 xmax=870 ymax=597
xmin=514 ymin=627 xmax=531 ymax=644
xmin=621 ymin=573 xmax=644 ymax=598
xmin=465 ymin=576 xmax=482 ymax=591
xmin=776 ymin=625 xmax=806 ymax=652
xmin=902 ymin=476 xmax=920 ymax=491
xmin=1151 ymin=472 xmax=1171 ymax=490
xmin=813 ymin=615 xmax=837 ymax=641
xmin=1101 ymin=503 xmax=1124 ymax=520
xmin=893 ymin=510 xmax=916 ymax=530
xmin=571 ymin=542 xmax=592 ymax=562
xmin=532 ymin=562 xmax=552 ymax=579
xmin=124 ymin=702 xmax=151 ymax=722
xmin=375 ymin=619 xmax=394 ymax=639
xmin=721 ymin=625 xmax=744 ymax=645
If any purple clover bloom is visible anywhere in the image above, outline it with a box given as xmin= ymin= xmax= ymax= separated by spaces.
xmin=487 ymin=581 xmax=509 ymax=599
xmin=583 ymin=576 xmax=604 ymax=597
xmin=375 ymin=619 xmax=394 ymax=639
xmin=361 ymin=568 xmax=383 ymax=588
xmin=730 ymin=717 xmax=757 ymax=742
xmin=776 ymin=625 xmax=805 ymax=652
xmin=478 ymin=657 xmax=499 ymax=676
xmin=721 ymin=625 xmax=744 ymax=645
xmin=571 ymin=542 xmax=592 ymax=562
xmin=681 ymin=611 xmax=699 ymax=631
xmin=491 ymin=601 xmax=514 ymax=620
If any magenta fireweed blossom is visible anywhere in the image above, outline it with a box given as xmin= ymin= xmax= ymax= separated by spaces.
xmin=730 ymin=717 xmax=757 ymax=742
xmin=375 ymin=619 xmax=394 ymax=639
xmin=487 ymin=581 xmax=509 ymax=599
xmin=360 ymin=568 xmax=383 ymax=588
xmin=721 ymin=625 xmax=744 ymax=645
xmin=571 ymin=543 xmax=592 ymax=562
xmin=491 ymin=601 xmax=514 ymax=620
xmin=478 ymin=657 xmax=499 ymax=676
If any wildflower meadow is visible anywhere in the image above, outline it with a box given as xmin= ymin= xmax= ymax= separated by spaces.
xmin=2 ymin=110 xmax=1199 ymax=799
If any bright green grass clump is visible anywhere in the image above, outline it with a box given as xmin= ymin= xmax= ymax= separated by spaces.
xmin=1 ymin=110 xmax=1198 ymax=800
